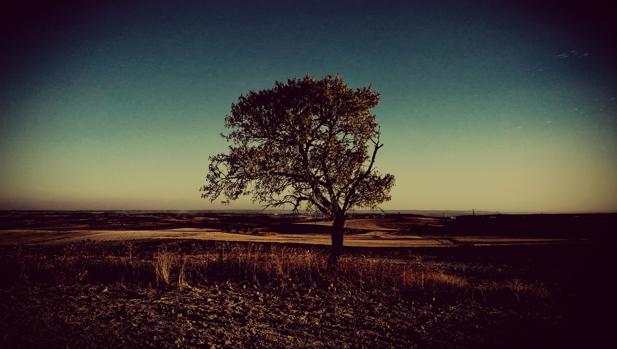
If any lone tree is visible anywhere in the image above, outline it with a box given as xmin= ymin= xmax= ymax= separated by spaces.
xmin=200 ymin=75 xmax=394 ymax=263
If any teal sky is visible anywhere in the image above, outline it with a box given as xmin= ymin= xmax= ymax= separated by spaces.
xmin=1 ymin=0 xmax=616 ymax=212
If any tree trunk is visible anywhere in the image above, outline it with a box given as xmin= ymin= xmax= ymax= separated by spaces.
xmin=328 ymin=212 xmax=346 ymax=269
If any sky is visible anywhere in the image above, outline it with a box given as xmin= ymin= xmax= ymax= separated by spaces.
xmin=1 ymin=0 xmax=616 ymax=212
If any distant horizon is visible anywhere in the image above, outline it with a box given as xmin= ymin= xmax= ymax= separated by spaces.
xmin=2 ymin=208 xmax=616 ymax=216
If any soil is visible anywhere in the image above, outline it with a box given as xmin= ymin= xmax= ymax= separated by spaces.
xmin=1 ymin=282 xmax=564 ymax=349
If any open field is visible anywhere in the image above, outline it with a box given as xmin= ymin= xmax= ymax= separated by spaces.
xmin=2 ymin=211 xmax=609 ymax=247
xmin=0 ymin=227 xmax=580 ymax=247
xmin=1 ymin=211 xmax=615 ymax=348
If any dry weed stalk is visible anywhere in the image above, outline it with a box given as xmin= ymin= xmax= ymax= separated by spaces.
xmin=154 ymin=251 xmax=176 ymax=287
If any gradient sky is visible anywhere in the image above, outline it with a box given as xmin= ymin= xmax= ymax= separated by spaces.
xmin=1 ymin=0 xmax=616 ymax=212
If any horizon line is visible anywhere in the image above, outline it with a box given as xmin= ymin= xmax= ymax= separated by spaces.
xmin=1 ymin=208 xmax=616 ymax=215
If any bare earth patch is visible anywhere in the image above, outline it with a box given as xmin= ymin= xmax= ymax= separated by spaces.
xmin=1 ymin=282 xmax=564 ymax=349
xmin=0 ymin=228 xmax=578 ymax=247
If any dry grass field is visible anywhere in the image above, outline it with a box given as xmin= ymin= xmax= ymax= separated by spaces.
xmin=0 ymin=211 xmax=615 ymax=348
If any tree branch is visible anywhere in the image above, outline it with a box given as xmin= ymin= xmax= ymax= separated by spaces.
xmin=342 ymin=132 xmax=383 ymax=211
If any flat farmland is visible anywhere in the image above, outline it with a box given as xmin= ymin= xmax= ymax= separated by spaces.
xmin=1 ymin=211 xmax=615 ymax=348
xmin=0 ymin=212 xmax=597 ymax=247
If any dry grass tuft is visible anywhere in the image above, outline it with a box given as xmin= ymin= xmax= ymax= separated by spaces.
xmin=154 ymin=252 xmax=177 ymax=287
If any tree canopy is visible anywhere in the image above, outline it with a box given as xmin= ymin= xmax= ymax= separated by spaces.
xmin=200 ymin=75 xmax=395 ymax=257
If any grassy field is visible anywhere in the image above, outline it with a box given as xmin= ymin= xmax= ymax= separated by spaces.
xmin=0 ymin=212 xmax=615 ymax=348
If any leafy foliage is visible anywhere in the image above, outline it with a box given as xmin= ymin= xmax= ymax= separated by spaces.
xmin=201 ymin=75 xmax=394 ymax=217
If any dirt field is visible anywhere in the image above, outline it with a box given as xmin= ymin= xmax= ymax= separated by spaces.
xmin=1 ymin=211 xmax=614 ymax=348
xmin=0 ymin=214 xmax=585 ymax=247
xmin=0 ymin=227 xmax=579 ymax=247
